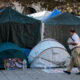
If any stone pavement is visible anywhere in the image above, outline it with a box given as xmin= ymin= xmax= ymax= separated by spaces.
xmin=0 ymin=69 xmax=80 ymax=80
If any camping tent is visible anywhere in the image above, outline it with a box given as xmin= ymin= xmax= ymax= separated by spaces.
xmin=28 ymin=38 xmax=70 ymax=68
xmin=27 ymin=11 xmax=51 ymax=21
xmin=0 ymin=7 xmax=41 ymax=49
xmin=42 ymin=12 xmax=80 ymax=48
xmin=42 ymin=9 xmax=61 ymax=22
xmin=0 ymin=42 xmax=27 ymax=69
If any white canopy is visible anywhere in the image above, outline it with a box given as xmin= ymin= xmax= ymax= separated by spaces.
xmin=27 ymin=11 xmax=51 ymax=21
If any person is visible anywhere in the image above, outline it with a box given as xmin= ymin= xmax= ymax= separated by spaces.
xmin=64 ymin=29 xmax=80 ymax=75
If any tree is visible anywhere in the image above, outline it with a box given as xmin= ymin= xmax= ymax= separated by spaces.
xmin=0 ymin=0 xmax=80 ymax=15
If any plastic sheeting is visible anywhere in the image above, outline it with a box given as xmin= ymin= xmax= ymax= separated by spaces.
xmin=42 ymin=9 xmax=61 ymax=22
xmin=21 ymin=48 xmax=31 ymax=57
xmin=42 ymin=68 xmax=79 ymax=73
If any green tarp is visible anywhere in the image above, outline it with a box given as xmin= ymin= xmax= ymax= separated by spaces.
xmin=0 ymin=7 xmax=41 ymax=49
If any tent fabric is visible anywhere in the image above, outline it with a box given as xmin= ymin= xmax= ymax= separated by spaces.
xmin=0 ymin=7 xmax=40 ymax=24
xmin=44 ymin=12 xmax=80 ymax=25
xmin=21 ymin=48 xmax=31 ymax=57
xmin=42 ymin=9 xmax=61 ymax=22
xmin=0 ymin=7 xmax=41 ymax=49
xmin=0 ymin=9 xmax=4 ymax=13
xmin=28 ymin=38 xmax=70 ymax=68
xmin=27 ymin=11 xmax=51 ymax=21
xmin=0 ymin=42 xmax=23 ymax=52
xmin=42 ymin=12 xmax=80 ymax=48
xmin=0 ymin=42 xmax=27 ymax=69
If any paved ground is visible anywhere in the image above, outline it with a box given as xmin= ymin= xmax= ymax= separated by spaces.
xmin=0 ymin=69 xmax=80 ymax=80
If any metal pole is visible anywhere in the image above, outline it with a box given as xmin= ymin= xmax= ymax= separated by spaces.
xmin=41 ymin=23 xmax=45 ymax=41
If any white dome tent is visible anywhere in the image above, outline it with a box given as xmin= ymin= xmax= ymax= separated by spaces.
xmin=28 ymin=38 xmax=70 ymax=68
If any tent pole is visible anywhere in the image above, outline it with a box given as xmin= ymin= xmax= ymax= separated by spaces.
xmin=41 ymin=23 xmax=45 ymax=41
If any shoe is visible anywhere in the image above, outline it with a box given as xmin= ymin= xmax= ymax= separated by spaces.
xmin=76 ymin=72 xmax=80 ymax=75
xmin=63 ymin=71 xmax=71 ymax=74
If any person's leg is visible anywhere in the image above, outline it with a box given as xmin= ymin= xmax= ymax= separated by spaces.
xmin=74 ymin=48 xmax=80 ymax=74
xmin=64 ymin=56 xmax=74 ymax=74
xmin=67 ymin=56 xmax=74 ymax=72
xmin=76 ymin=57 xmax=80 ymax=74
xmin=64 ymin=50 xmax=75 ymax=74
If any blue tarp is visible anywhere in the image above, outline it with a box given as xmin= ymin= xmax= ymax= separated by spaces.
xmin=42 ymin=9 xmax=61 ymax=22
xmin=21 ymin=48 xmax=31 ymax=57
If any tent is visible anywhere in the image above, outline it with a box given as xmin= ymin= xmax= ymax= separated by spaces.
xmin=42 ymin=9 xmax=61 ymax=22
xmin=0 ymin=42 xmax=27 ymax=69
xmin=28 ymin=38 xmax=70 ymax=68
xmin=0 ymin=7 xmax=41 ymax=49
xmin=42 ymin=12 xmax=80 ymax=48
xmin=27 ymin=11 xmax=51 ymax=21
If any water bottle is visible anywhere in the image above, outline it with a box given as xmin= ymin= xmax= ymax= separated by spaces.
xmin=23 ymin=59 xmax=27 ymax=69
